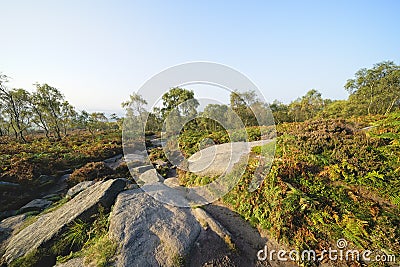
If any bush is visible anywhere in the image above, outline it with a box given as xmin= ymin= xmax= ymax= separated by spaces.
xmin=0 ymin=130 xmax=122 ymax=185
xmin=175 ymin=117 xmax=399 ymax=264
xmin=69 ymin=162 xmax=113 ymax=185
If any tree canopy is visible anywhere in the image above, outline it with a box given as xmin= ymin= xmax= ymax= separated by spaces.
xmin=0 ymin=74 xmax=115 ymax=141
xmin=345 ymin=61 xmax=400 ymax=115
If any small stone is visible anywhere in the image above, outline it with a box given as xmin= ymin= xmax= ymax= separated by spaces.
xmin=0 ymin=181 xmax=20 ymax=189
xmin=139 ymin=169 xmax=164 ymax=184
xmin=154 ymin=159 xmax=168 ymax=168
xmin=164 ymin=178 xmax=180 ymax=188
xmin=60 ymin=174 xmax=70 ymax=182
xmin=54 ymin=257 xmax=85 ymax=267
xmin=66 ymin=181 xmax=96 ymax=198
xmin=3 ymin=179 xmax=126 ymax=264
xmin=37 ymin=175 xmax=57 ymax=186
xmin=133 ymin=165 xmax=153 ymax=174
xmin=104 ymin=154 xmax=123 ymax=164
xmin=19 ymin=199 xmax=52 ymax=213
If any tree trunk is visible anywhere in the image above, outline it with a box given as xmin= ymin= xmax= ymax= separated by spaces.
xmin=33 ymin=106 xmax=50 ymax=139
xmin=385 ymin=96 xmax=399 ymax=115
xmin=19 ymin=130 xmax=27 ymax=143
xmin=55 ymin=127 xmax=62 ymax=140
xmin=367 ymin=82 xmax=375 ymax=115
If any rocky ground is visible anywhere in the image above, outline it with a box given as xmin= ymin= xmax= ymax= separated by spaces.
xmin=0 ymin=138 xmax=296 ymax=267
xmin=187 ymin=139 xmax=273 ymax=177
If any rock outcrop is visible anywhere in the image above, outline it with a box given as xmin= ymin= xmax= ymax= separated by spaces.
xmin=0 ymin=214 xmax=27 ymax=258
xmin=18 ymin=198 xmax=53 ymax=213
xmin=109 ymin=189 xmax=201 ymax=266
xmin=55 ymin=257 xmax=85 ymax=267
xmin=2 ymin=178 xmax=126 ymax=265
xmin=188 ymin=139 xmax=273 ymax=176
xmin=103 ymin=154 xmax=123 ymax=170
xmin=66 ymin=181 xmax=95 ymax=198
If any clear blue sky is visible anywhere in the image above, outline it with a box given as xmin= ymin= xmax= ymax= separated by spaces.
xmin=1 ymin=0 xmax=399 ymax=115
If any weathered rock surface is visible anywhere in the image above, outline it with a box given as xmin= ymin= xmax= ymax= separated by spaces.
xmin=163 ymin=177 xmax=180 ymax=188
xmin=60 ymin=173 xmax=70 ymax=182
xmin=0 ymin=211 xmax=17 ymax=222
xmin=104 ymin=154 xmax=123 ymax=170
xmin=109 ymin=189 xmax=201 ymax=266
xmin=133 ymin=165 xmax=153 ymax=174
xmin=153 ymin=159 xmax=168 ymax=168
xmin=2 ymin=178 xmax=126 ymax=264
xmin=150 ymin=138 xmax=163 ymax=147
xmin=66 ymin=181 xmax=95 ymax=198
xmin=188 ymin=139 xmax=273 ymax=176
xmin=0 ymin=181 xmax=20 ymax=189
xmin=0 ymin=214 xmax=27 ymax=233
xmin=139 ymin=169 xmax=165 ymax=184
xmin=192 ymin=208 xmax=232 ymax=243
xmin=18 ymin=198 xmax=52 ymax=213
xmin=0 ymin=214 xmax=27 ymax=260
xmin=104 ymin=154 xmax=123 ymax=164
xmin=38 ymin=174 xmax=57 ymax=186
xmin=54 ymin=257 xmax=85 ymax=267
xmin=124 ymin=153 xmax=150 ymax=170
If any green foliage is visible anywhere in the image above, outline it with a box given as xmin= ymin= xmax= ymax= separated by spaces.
xmin=0 ymin=130 xmax=122 ymax=211
xmin=0 ymin=74 xmax=119 ymax=141
xmin=345 ymin=61 xmax=400 ymax=115
xmin=10 ymin=248 xmax=50 ymax=267
xmin=76 ymin=111 xmax=110 ymax=136
xmin=54 ymin=205 xmax=117 ymax=266
xmin=55 ymin=219 xmax=91 ymax=253
xmin=41 ymin=197 xmax=69 ymax=214
xmin=270 ymin=89 xmax=331 ymax=123
xmin=178 ymin=171 xmax=217 ymax=187
xmin=83 ymin=234 xmax=118 ymax=267
xmin=32 ymin=83 xmax=73 ymax=140
xmin=177 ymin=117 xmax=400 ymax=262
xmin=230 ymin=90 xmax=259 ymax=127
xmin=0 ymin=130 xmax=122 ymax=184
xmin=270 ymin=100 xmax=291 ymax=123
xmin=241 ymin=120 xmax=400 ymax=260
xmin=170 ymin=254 xmax=185 ymax=267
xmin=200 ymin=104 xmax=229 ymax=131
xmin=0 ymin=85 xmax=31 ymax=142
xmin=288 ymin=89 xmax=325 ymax=122
xmin=161 ymin=87 xmax=199 ymax=118
xmin=318 ymin=100 xmax=350 ymax=119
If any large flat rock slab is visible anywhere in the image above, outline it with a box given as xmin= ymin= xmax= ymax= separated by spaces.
xmin=2 ymin=178 xmax=126 ymax=265
xmin=188 ymin=140 xmax=273 ymax=176
xmin=109 ymin=189 xmax=201 ymax=266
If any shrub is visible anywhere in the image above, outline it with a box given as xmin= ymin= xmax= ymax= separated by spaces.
xmin=69 ymin=162 xmax=113 ymax=185
xmin=174 ymin=117 xmax=399 ymax=263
